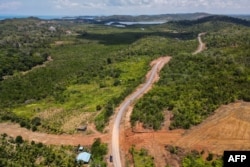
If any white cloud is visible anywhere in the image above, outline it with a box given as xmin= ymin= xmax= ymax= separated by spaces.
xmin=51 ymin=0 xmax=250 ymax=14
xmin=54 ymin=0 xmax=80 ymax=9
xmin=0 ymin=1 xmax=21 ymax=10
xmin=55 ymin=0 xmax=247 ymax=8
xmin=53 ymin=0 xmax=107 ymax=9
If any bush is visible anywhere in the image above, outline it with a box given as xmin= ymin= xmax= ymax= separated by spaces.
xmin=96 ymin=105 xmax=102 ymax=111
xmin=15 ymin=135 xmax=23 ymax=144
xmin=31 ymin=117 xmax=41 ymax=126
xmin=32 ymin=126 xmax=37 ymax=132
xmin=206 ymin=153 xmax=213 ymax=161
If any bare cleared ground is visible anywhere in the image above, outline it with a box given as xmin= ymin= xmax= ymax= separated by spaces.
xmin=175 ymin=101 xmax=250 ymax=155
xmin=121 ymin=101 xmax=250 ymax=166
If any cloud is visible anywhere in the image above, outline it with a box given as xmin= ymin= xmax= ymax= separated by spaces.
xmin=0 ymin=1 xmax=21 ymax=10
xmin=106 ymin=0 xmax=151 ymax=6
xmin=53 ymin=0 xmax=249 ymax=8
xmin=53 ymin=0 xmax=106 ymax=9
xmin=53 ymin=0 xmax=157 ymax=10
xmin=51 ymin=0 xmax=250 ymax=14
xmin=53 ymin=0 xmax=79 ymax=9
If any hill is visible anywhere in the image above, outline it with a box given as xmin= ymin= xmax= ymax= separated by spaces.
xmin=132 ymin=15 xmax=250 ymax=130
xmin=95 ymin=12 xmax=211 ymax=22
xmin=172 ymin=15 xmax=250 ymax=27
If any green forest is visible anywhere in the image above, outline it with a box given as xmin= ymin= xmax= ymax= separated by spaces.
xmin=0 ymin=18 xmax=54 ymax=79
xmin=131 ymin=16 xmax=250 ymax=130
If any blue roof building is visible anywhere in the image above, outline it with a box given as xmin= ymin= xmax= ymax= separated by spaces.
xmin=76 ymin=152 xmax=91 ymax=163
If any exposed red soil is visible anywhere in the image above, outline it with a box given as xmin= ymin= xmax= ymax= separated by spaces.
xmin=120 ymin=101 xmax=250 ymax=167
xmin=0 ymin=122 xmax=109 ymax=146
xmin=175 ymin=101 xmax=250 ymax=155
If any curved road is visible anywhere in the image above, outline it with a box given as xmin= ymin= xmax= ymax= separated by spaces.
xmin=193 ymin=32 xmax=206 ymax=55
xmin=112 ymin=61 xmax=161 ymax=167
xmin=112 ymin=33 xmax=205 ymax=167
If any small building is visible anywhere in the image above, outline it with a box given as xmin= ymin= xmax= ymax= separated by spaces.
xmin=76 ymin=152 xmax=91 ymax=163
xmin=76 ymin=125 xmax=87 ymax=131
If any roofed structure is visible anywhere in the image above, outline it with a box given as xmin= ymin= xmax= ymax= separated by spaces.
xmin=76 ymin=125 xmax=87 ymax=131
xmin=76 ymin=152 xmax=91 ymax=163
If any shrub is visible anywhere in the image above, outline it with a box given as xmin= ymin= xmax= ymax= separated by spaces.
xmin=15 ymin=135 xmax=24 ymax=144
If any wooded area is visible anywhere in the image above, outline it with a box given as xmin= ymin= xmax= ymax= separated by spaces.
xmin=131 ymin=17 xmax=250 ymax=129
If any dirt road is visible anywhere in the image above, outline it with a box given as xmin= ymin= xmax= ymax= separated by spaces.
xmin=0 ymin=122 xmax=109 ymax=146
xmin=111 ymin=57 xmax=171 ymax=167
xmin=193 ymin=32 xmax=206 ymax=55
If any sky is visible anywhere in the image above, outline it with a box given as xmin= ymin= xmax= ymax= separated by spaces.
xmin=0 ymin=0 xmax=249 ymax=16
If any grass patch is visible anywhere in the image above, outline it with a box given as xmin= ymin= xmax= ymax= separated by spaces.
xmin=114 ymin=57 xmax=151 ymax=82
xmin=130 ymin=147 xmax=155 ymax=167
xmin=62 ymin=83 xmax=125 ymax=111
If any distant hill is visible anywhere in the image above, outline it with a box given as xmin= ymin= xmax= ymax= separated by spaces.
xmin=228 ymin=15 xmax=250 ymax=21
xmin=172 ymin=15 xmax=250 ymax=27
xmin=95 ymin=13 xmax=211 ymax=22
xmin=63 ymin=13 xmax=250 ymax=26
xmin=62 ymin=13 xmax=211 ymax=23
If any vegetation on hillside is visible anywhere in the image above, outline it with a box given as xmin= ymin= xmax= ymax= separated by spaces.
xmin=0 ymin=17 xmax=197 ymax=133
xmin=0 ymin=16 xmax=249 ymax=133
xmin=0 ymin=18 xmax=60 ymax=79
xmin=64 ymin=13 xmax=211 ymax=23
xmin=131 ymin=17 xmax=250 ymax=129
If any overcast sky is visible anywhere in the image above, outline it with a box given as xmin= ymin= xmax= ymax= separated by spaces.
xmin=0 ymin=0 xmax=249 ymax=16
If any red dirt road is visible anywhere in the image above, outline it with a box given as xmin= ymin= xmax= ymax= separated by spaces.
xmin=0 ymin=122 xmax=109 ymax=146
